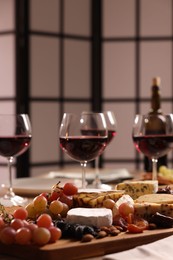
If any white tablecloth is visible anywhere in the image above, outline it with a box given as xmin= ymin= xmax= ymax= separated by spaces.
xmin=103 ymin=235 xmax=173 ymax=260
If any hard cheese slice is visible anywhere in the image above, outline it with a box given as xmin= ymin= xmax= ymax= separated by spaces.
xmin=135 ymin=193 xmax=173 ymax=204
xmin=134 ymin=202 xmax=173 ymax=219
xmin=134 ymin=194 xmax=173 ymax=219
xmin=73 ymin=190 xmax=124 ymax=208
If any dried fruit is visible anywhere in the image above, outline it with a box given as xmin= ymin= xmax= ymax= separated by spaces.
xmin=150 ymin=212 xmax=173 ymax=228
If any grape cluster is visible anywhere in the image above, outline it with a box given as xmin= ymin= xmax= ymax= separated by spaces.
xmin=0 ymin=182 xmax=79 ymax=246
xmin=0 ymin=207 xmax=61 ymax=246
xmin=159 ymin=166 xmax=173 ymax=182
xmin=25 ymin=182 xmax=78 ymax=219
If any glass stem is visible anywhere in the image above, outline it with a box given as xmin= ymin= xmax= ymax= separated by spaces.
xmin=93 ymin=157 xmax=101 ymax=188
xmin=7 ymin=156 xmax=15 ymax=198
xmin=81 ymin=162 xmax=87 ymax=189
xmin=152 ymin=158 xmax=158 ymax=180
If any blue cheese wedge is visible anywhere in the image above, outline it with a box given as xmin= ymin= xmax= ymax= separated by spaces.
xmin=66 ymin=208 xmax=112 ymax=228
xmin=116 ymin=180 xmax=158 ymax=199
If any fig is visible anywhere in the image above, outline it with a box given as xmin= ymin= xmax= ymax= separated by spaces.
xmin=150 ymin=212 xmax=173 ymax=228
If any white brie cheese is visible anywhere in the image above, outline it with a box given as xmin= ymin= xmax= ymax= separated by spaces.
xmin=66 ymin=208 xmax=112 ymax=228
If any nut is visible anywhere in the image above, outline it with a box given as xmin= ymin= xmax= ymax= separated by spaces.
xmin=114 ymin=225 xmax=124 ymax=232
xmin=100 ymin=226 xmax=110 ymax=234
xmin=110 ymin=229 xmax=120 ymax=236
xmin=97 ymin=230 xmax=107 ymax=239
xmin=81 ymin=234 xmax=94 ymax=242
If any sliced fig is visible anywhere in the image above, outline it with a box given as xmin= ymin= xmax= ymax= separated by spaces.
xmin=150 ymin=212 xmax=173 ymax=228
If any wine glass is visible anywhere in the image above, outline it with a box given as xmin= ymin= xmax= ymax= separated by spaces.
xmin=132 ymin=114 xmax=173 ymax=180
xmin=92 ymin=111 xmax=117 ymax=189
xmin=0 ymin=114 xmax=32 ymax=206
xmin=59 ymin=112 xmax=108 ymax=189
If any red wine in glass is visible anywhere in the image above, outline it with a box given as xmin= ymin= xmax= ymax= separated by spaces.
xmin=132 ymin=114 xmax=173 ymax=180
xmin=80 ymin=111 xmax=117 ymax=189
xmin=81 ymin=128 xmax=116 ymax=147
xmin=0 ymin=136 xmax=31 ymax=157
xmin=60 ymin=136 xmax=107 ymax=162
xmin=59 ymin=112 xmax=108 ymax=189
xmin=0 ymin=114 xmax=32 ymax=206
xmin=133 ymin=135 xmax=173 ymax=159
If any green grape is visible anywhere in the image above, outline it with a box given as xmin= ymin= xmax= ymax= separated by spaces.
xmin=25 ymin=202 xmax=37 ymax=219
xmin=37 ymin=213 xmax=52 ymax=228
xmin=60 ymin=203 xmax=69 ymax=218
xmin=49 ymin=200 xmax=63 ymax=215
xmin=13 ymin=207 xmax=28 ymax=220
xmin=33 ymin=227 xmax=51 ymax=246
xmin=0 ymin=227 xmax=16 ymax=245
xmin=27 ymin=223 xmax=38 ymax=233
xmin=33 ymin=195 xmax=48 ymax=214
xmin=48 ymin=226 xmax=62 ymax=243
xmin=15 ymin=227 xmax=32 ymax=245
xmin=10 ymin=219 xmax=24 ymax=230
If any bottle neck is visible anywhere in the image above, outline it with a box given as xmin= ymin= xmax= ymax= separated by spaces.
xmin=149 ymin=85 xmax=162 ymax=115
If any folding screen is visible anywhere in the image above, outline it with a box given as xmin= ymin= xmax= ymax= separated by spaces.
xmin=1 ymin=0 xmax=173 ymax=181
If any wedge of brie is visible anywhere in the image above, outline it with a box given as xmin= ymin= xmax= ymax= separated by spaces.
xmin=66 ymin=207 xmax=112 ymax=228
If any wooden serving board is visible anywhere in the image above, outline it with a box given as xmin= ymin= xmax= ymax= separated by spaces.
xmin=0 ymin=228 xmax=173 ymax=260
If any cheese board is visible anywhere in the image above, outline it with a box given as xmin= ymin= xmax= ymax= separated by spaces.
xmin=1 ymin=175 xmax=173 ymax=259
xmin=0 ymin=228 xmax=173 ymax=260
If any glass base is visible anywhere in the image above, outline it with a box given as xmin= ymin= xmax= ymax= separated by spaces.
xmin=0 ymin=195 xmax=28 ymax=207
xmin=87 ymin=182 xmax=112 ymax=191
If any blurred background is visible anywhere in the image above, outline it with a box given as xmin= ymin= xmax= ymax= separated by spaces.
xmin=0 ymin=0 xmax=173 ymax=182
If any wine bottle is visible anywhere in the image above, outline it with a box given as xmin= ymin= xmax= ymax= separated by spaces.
xmin=144 ymin=77 xmax=167 ymax=172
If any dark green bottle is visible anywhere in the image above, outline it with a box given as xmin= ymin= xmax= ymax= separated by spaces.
xmin=144 ymin=77 xmax=167 ymax=172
